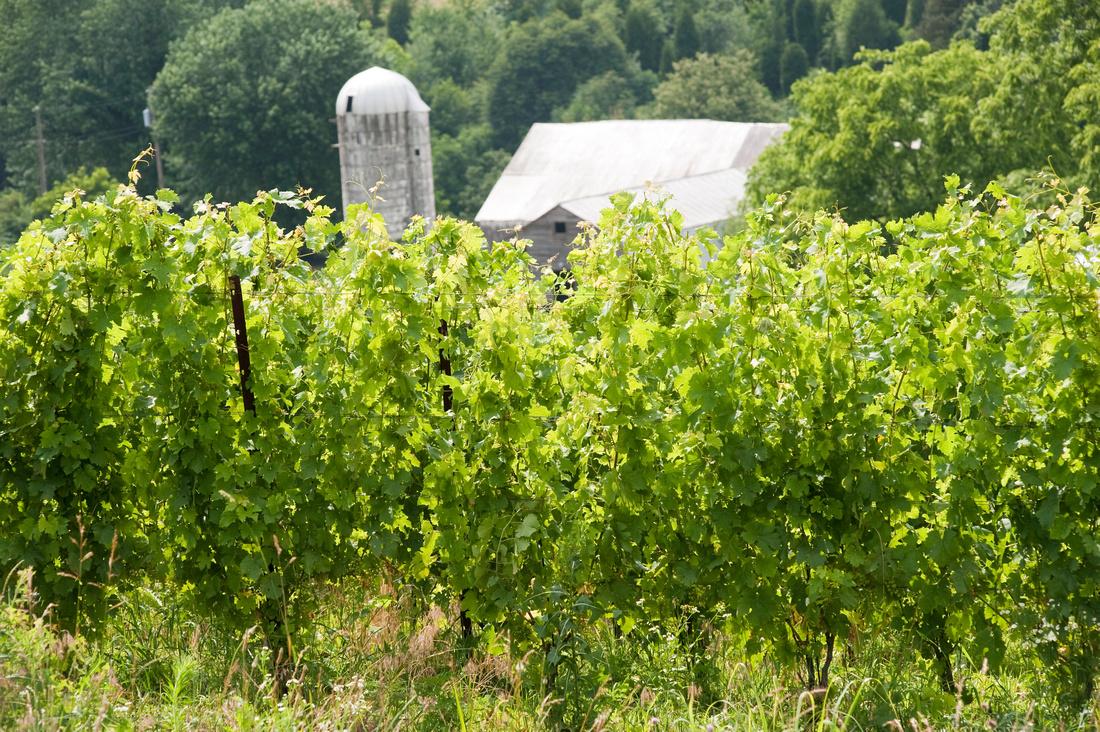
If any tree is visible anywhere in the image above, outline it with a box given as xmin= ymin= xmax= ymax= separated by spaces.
xmin=780 ymin=42 xmax=810 ymax=92
xmin=430 ymin=124 xmax=510 ymax=218
xmin=748 ymin=0 xmax=788 ymax=91
xmin=673 ymin=5 xmax=701 ymax=61
xmin=791 ymin=0 xmax=820 ymax=62
xmin=387 ymin=0 xmax=412 ymax=45
xmin=557 ymin=0 xmax=582 ymax=18
xmin=487 ymin=13 xmax=631 ymax=150
xmin=553 ymin=68 xmax=657 ymax=121
xmin=0 ymin=165 xmax=116 ymax=247
xmin=405 ymin=0 xmax=504 ymax=89
xmin=27 ymin=167 xmax=116 ymax=222
xmin=0 ymin=0 xmax=90 ymax=194
xmin=64 ymin=0 xmax=240 ymax=185
xmin=750 ymin=0 xmax=1100 ymax=221
xmin=150 ymin=0 xmax=388 ymax=206
xmin=659 ymin=39 xmax=676 ymax=74
xmin=913 ymin=0 xmax=967 ymax=47
xmin=649 ymin=51 xmax=784 ymax=122
xmin=421 ymin=79 xmax=483 ymax=138
xmin=0 ymin=0 xmax=238 ymax=197
xmin=904 ymin=0 xmax=925 ymax=27
xmin=0 ymin=189 xmax=29 ymax=247
xmin=747 ymin=42 xmax=1007 ymax=221
xmin=696 ymin=0 xmax=754 ymax=55
xmin=882 ymin=0 xmax=907 ymax=24
xmin=624 ymin=1 xmax=664 ymax=72
xmin=836 ymin=0 xmax=899 ymax=62
xmin=977 ymin=0 xmax=1100 ymax=189
xmin=952 ymin=0 xmax=1006 ymax=48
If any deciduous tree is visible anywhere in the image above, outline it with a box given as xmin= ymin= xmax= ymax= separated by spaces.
xmin=624 ymin=0 xmax=664 ymax=72
xmin=487 ymin=13 xmax=631 ymax=150
xmin=150 ymin=0 xmax=387 ymax=206
xmin=387 ymin=0 xmax=413 ymax=45
xmin=836 ymin=0 xmax=899 ymax=61
xmin=649 ymin=51 xmax=783 ymax=122
xmin=780 ymin=41 xmax=810 ymax=92
xmin=747 ymin=42 xmax=1000 ymax=220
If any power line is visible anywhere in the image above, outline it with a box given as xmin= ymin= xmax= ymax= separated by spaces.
xmin=7 ymin=125 xmax=146 ymax=147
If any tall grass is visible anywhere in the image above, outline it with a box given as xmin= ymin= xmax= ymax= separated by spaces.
xmin=0 ymin=568 xmax=1095 ymax=730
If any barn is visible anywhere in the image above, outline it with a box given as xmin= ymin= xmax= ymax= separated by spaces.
xmin=474 ymin=119 xmax=788 ymax=269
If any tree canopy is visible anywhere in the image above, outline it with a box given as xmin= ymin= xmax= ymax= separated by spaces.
xmin=0 ymin=0 xmax=237 ymax=194
xmin=649 ymin=51 xmax=784 ymax=122
xmin=0 ymin=0 xmax=1090 ymax=228
xmin=150 ymin=0 xmax=387 ymax=206
xmin=487 ymin=13 xmax=633 ymax=150
xmin=748 ymin=0 xmax=1100 ymax=221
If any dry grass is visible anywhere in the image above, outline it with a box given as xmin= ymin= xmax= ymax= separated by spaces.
xmin=0 ymin=568 xmax=1096 ymax=731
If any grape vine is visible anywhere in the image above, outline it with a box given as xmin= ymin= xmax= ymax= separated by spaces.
xmin=1 ymin=175 xmax=1096 ymax=708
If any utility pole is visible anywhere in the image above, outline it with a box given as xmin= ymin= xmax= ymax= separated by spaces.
xmin=143 ymin=94 xmax=166 ymax=189
xmin=33 ymin=105 xmax=46 ymax=195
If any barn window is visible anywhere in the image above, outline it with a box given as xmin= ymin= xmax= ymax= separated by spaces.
xmin=554 ymin=221 xmax=567 ymax=234
xmin=345 ymin=96 xmax=354 ymax=113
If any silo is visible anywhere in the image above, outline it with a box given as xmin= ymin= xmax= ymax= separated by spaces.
xmin=335 ymin=67 xmax=435 ymax=237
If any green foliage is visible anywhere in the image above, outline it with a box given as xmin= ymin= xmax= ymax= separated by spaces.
xmin=406 ymin=0 xmax=504 ymax=89
xmin=149 ymin=0 xmax=387 ymax=206
xmin=28 ymin=167 xmax=117 ymax=222
xmin=748 ymin=42 xmax=1002 ymax=220
xmin=695 ymin=0 xmax=755 ymax=55
xmin=911 ymin=0 xmax=967 ymax=47
xmin=421 ymin=80 xmax=483 ymax=138
xmin=554 ymin=69 xmax=657 ymax=122
xmin=649 ymin=51 xmax=785 ymax=122
xmin=557 ymin=0 xmax=583 ymax=18
xmin=0 ymin=184 xmax=153 ymax=631
xmin=905 ymin=0 xmax=925 ymax=27
xmin=672 ymin=4 xmax=702 ymax=61
xmin=836 ymin=0 xmax=900 ymax=60
xmin=0 ymin=188 xmax=30 ymax=248
xmin=487 ymin=12 xmax=632 ymax=150
xmin=951 ymin=0 xmax=1005 ymax=48
xmin=4 ymin=167 xmax=1100 ymax=713
xmin=791 ymin=0 xmax=820 ymax=62
xmin=624 ymin=0 xmax=665 ymax=72
xmin=0 ymin=0 xmax=238 ymax=196
xmin=779 ymin=41 xmax=811 ymax=92
xmin=0 ymin=167 xmax=116 ymax=248
xmin=882 ymin=0 xmax=907 ymax=24
xmin=659 ymin=39 xmax=676 ymax=74
xmin=751 ymin=0 xmax=1100 ymax=222
xmin=387 ymin=0 xmax=413 ymax=45
xmin=751 ymin=0 xmax=788 ymax=91
xmin=978 ymin=0 xmax=1100 ymax=192
xmin=431 ymin=125 xmax=511 ymax=218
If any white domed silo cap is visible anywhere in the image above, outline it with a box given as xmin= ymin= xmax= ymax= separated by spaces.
xmin=336 ymin=66 xmax=430 ymax=116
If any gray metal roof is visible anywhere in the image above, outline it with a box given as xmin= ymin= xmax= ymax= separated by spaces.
xmin=336 ymin=67 xmax=430 ymax=116
xmin=475 ymin=119 xmax=787 ymax=228
xmin=558 ymin=167 xmax=748 ymax=231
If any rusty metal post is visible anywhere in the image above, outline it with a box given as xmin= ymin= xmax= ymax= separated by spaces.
xmin=440 ymin=318 xmax=473 ymax=640
xmin=229 ymin=275 xmax=256 ymax=416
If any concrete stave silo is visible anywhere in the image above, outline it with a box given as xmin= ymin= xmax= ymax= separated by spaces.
xmin=335 ymin=66 xmax=435 ymax=238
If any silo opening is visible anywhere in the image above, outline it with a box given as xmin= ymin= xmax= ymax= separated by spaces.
xmin=345 ymin=96 xmax=354 ymax=113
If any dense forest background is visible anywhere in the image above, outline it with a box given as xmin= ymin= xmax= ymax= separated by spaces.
xmin=0 ymin=0 xmax=1094 ymax=245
